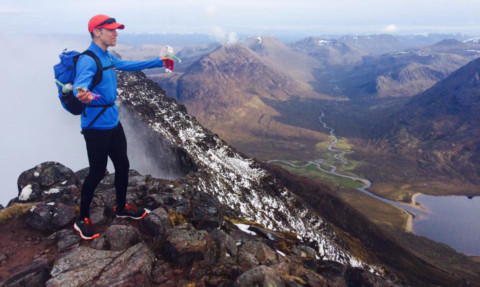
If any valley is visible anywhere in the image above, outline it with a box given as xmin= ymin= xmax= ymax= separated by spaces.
xmin=113 ymin=33 xmax=480 ymax=278
xmin=268 ymin=108 xmax=480 ymax=256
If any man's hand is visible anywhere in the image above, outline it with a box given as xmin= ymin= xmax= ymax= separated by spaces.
xmin=160 ymin=56 xmax=168 ymax=67
xmin=77 ymin=89 xmax=93 ymax=104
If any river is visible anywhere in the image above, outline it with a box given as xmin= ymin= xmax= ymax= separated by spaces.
xmin=269 ymin=110 xmax=480 ymax=256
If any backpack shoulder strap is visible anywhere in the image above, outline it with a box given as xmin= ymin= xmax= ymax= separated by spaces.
xmin=79 ymin=50 xmax=103 ymax=91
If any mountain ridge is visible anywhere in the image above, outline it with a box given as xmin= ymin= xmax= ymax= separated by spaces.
xmin=384 ymin=56 xmax=480 ymax=184
xmin=154 ymin=42 xmax=333 ymax=160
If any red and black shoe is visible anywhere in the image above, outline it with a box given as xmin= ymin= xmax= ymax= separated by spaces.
xmin=74 ymin=217 xmax=100 ymax=240
xmin=114 ymin=204 xmax=148 ymax=220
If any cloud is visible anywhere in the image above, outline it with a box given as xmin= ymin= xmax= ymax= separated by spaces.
xmin=205 ymin=5 xmax=218 ymax=16
xmin=0 ymin=6 xmax=32 ymax=14
xmin=211 ymin=26 xmax=226 ymax=42
xmin=382 ymin=24 xmax=398 ymax=33
xmin=210 ymin=26 xmax=239 ymax=44
xmin=0 ymin=33 xmax=88 ymax=205
xmin=227 ymin=32 xmax=238 ymax=44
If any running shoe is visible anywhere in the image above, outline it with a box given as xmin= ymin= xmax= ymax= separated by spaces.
xmin=74 ymin=217 xmax=100 ymax=240
xmin=114 ymin=204 xmax=148 ymax=220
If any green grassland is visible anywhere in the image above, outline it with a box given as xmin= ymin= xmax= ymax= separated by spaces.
xmin=271 ymin=136 xmax=410 ymax=232
xmin=272 ymin=161 xmax=365 ymax=190
xmin=337 ymin=187 xmax=409 ymax=231
xmin=314 ymin=137 xmax=365 ymax=177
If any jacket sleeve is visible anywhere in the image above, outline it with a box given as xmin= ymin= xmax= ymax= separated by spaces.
xmin=73 ymin=55 xmax=97 ymax=96
xmin=110 ymin=54 xmax=163 ymax=71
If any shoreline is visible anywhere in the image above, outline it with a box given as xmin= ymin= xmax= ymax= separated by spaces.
xmin=405 ymin=210 xmax=413 ymax=233
xmin=401 ymin=193 xmax=428 ymax=213
xmin=403 ymin=193 xmax=429 ymax=232
xmin=404 ymin=193 xmax=418 ymax=233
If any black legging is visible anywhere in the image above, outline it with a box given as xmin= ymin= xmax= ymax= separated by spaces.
xmin=80 ymin=122 xmax=129 ymax=219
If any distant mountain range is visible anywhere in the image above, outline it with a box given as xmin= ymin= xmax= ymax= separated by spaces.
xmin=145 ymin=34 xmax=480 ymax=162
xmin=290 ymin=37 xmax=367 ymax=66
xmin=310 ymin=38 xmax=480 ymax=98
xmin=336 ymin=34 xmax=470 ymax=55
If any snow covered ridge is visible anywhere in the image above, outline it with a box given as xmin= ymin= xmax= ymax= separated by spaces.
xmin=318 ymin=40 xmax=330 ymax=46
xmin=463 ymin=37 xmax=480 ymax=44
xmin=115 ymin=71 xmax=375 ymax=271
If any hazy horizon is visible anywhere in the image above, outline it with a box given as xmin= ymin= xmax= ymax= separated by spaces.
xmin=2 ymin=0 xmax=480 ymax=38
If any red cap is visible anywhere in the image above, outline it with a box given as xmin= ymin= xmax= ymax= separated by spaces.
xmin=88 ymin=14 xmax=125 ymax=33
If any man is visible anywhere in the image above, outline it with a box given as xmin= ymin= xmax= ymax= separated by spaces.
xmin=73 ymin=14 xmax=167 ymax=240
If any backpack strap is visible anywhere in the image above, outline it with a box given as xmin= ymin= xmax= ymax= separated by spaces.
xmin=76 ymin=50 xmax=115 ymax=93
xmin=80 ymin=50 xmax=104 ymax=91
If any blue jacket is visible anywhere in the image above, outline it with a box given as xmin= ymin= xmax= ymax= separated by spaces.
xmin=73 ymin=42 xmax=163 ymax=130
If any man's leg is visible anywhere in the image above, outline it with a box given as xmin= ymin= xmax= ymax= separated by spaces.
xmin=109 ymin=122 xmax=147 ymax=219
xmin=75 ymin=128 xmax=112 ymax=240
xmin=108 ymin=122 xmax=129 ymax=210
xmin=80 ymin=129 xmax=111 ymax=219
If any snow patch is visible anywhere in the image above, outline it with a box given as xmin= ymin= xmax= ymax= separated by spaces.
xmin=318 ymin=40 xmax=330 ymax=46
xmin=34 ymin=172 xmax=40 ymax=177
xmin=257 ymin=37 xmax=262 ymax=45
xmin=276 ymin=250 xmax=286 ymax=257
xmin=19 ymin=184 xmax=33 ymax=201
xmin=44 ymin=188 xmax=60 ymax=195
xmin=234 ymin=223 xmax=257 ymax=236
xmin=464 ymin=37 xmax=480 ymax=44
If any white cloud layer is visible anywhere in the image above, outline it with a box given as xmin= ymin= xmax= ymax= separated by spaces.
xmin=383 ymin=24 xmax=398 ymax=33
xmin=1 ymin=0 xmax=480 ymax=35
xmin=205 ymin=5 xmax=218 ymax=15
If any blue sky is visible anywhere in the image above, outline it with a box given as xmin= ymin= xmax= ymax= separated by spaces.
xmin=1 ymin=0 xmax=480 ymax=36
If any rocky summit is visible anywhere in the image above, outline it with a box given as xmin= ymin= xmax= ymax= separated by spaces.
xmin=0 ymin=161 xmax=398 ymax=287
xmin=0 ymin=67 xmax=405 ymax=286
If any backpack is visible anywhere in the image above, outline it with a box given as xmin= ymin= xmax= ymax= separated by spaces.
xmin=53 ymin=49 xmax=104 ymax=115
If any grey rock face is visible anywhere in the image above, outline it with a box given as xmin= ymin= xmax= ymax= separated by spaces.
xmin=163 ymin=223 xmax=216 ymax=267
xmin=94 ymin=243 xmax=155 ymax=287
xmin=140 ymin=207 xmax=170 ymax=236
xmin=237 ymin=249 xmax=260 ymax=269
xmin=16 ymin=162 xmax=78 ymax=204
xmin=211 ymin=229 xmax=238 ymax=264
xmin=344 ymin=267 xmax=392 ymax=287
xmin=274 ymin=262 xmax=328 ymax=287
xmin=27 ymin=202 xmax=76 ymax=232
xmin=89 ymin=207 xmax=107 ymax=225
xmin=0 ymin=253 xmax=7 ymax=266
xmin=239 ymin=240 xmax=279 ymax=266
xmin=233 ymin=265 xmax=285 ymax=287
xmin=47 ymin=243 xmax=154 ymax=287
xmin=0 ymin=258 xmax=50 ymax=287
xmin=104 ymin=225 xmax=141 ymax=251
xmin=188 ymin=191 xmax=230 ymax=232
xmin=57 ymin=235 xmax=81 ymax=253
